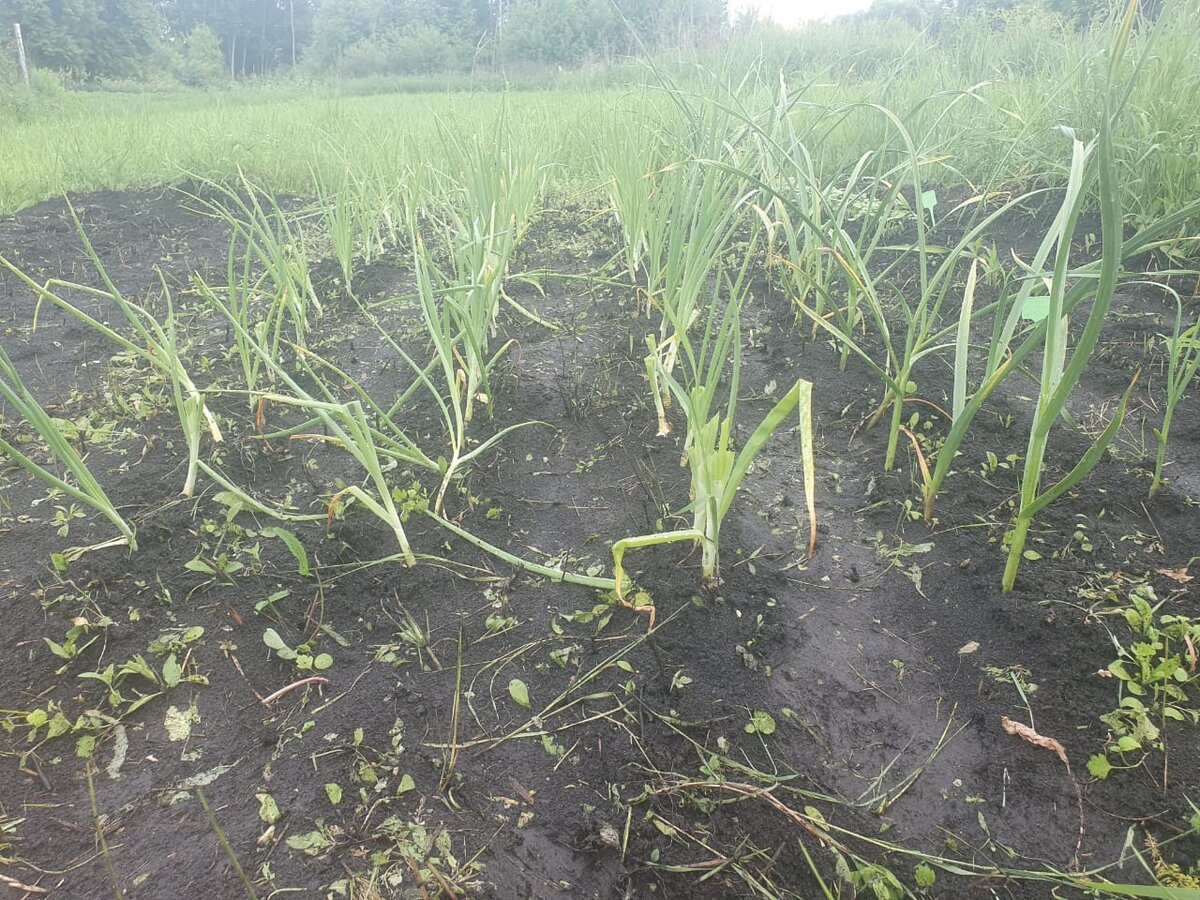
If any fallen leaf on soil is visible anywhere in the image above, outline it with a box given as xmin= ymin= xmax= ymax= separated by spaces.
xmin=1000 ymin=717 xmax=1069 ymax=767
xmin=173 ymin=762 xmax=238 ymax=793
xmin=1157 ymin=566 xmax=1194 ymax=584
xmin=164 ymin=704 xmax=199 ymax=742
xmin=105 ymin=724 xmax=128 ymax=779
xmin=257 ymin=792 xmax=281 ymax=825
xmin=958 ymin=641 xmax=980 ymax=655
xmin=509 ymin=778 xmax=536 ymax=805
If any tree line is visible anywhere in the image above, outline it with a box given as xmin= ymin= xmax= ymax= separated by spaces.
xmin=0 ymin=0 xmax=1128 ymax=84
xmin=0 ymin=0 xmax=727 ymax=82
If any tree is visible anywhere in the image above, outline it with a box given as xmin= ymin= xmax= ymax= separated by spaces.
xmin=159 ymin=0 xmax=317 ymax=76
xmin=0 ymin=0 xmax=163 ymax=78
xmin=504 ymin=0 xmax=601 ymax=66
xmin=178 ymin=24 xmax=225 ymax=85
xmin=306 ymin=0 xmax=489 ymax=76
xmin=501 ymin=0 xmax=728 ymax=68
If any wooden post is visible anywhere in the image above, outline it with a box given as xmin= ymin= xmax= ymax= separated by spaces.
xmin=13 ymin=22 xmax=29 ymax=87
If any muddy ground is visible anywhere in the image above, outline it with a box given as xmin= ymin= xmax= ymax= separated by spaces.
xmin=1 ymin=189 xmax=1198 ymax=899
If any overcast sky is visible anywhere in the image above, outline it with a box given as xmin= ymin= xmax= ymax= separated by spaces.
xmin=729 ymin=0 xmax=875 ymax=25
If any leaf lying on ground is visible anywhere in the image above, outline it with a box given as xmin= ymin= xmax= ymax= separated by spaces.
xmin=1157 ymin=566 xmax=1194 ymax=584
xmin=1000 ymin=716 xmax=1068 ymax=767
xmin=172 ymin=762 xmax=238 ymax=794
xmin=165 ymin=704 xmax=199 ymax=742
xmin=105 ymin=724 xmax=128 ymax=779
xmin=257 ymin=792 xmax=281 ymax=825
xmin=508 ymin=678 xmax=531 ymax=709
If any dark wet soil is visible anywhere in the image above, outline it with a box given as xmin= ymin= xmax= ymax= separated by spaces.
xmin=1 ymin=189 xmax=1198 ymax=899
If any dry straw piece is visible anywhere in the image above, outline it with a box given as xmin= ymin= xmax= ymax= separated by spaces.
xmin=1000 ymin=716 xmax=1069 ymax=767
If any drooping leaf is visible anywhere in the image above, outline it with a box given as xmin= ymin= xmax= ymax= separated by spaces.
xmin=261 ymin=526 xmax=311 ymax=577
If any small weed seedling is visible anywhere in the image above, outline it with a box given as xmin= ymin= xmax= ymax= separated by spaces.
xmin=1089 ymin=582 xmax=1200 ymax=781
xmin=263 ymin=628 xmax=333 ymax=673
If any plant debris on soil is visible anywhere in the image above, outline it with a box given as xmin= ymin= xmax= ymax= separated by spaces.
xmin=1 ymin=189 xmax=1198 ymax=899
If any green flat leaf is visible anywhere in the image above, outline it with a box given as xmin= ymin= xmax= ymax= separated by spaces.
xmin=212 ymin=491 xmax=246 ymax=516
xmin=120 ymin=654 xmax=159 ymax=683
xmin=162 ymin=654 xmax=182 ymax=688
xmin=324 ymin=783 xmax=343 ymax=805
xmin=1116 ymin=735 xmax=1141 ymax=752
xmin=257 ymin=792 xmax=281 ymax=824
xmin=1021 ymin=296 xmax=1050 ymax=322
xmin=256 ymin=589 xmax=291 ymax=613
xmin=286 ymin=829 xmax=332 ymax=856
xmin=46 ymin=712 xmax=70 ymax=739
xmin=508 ymin=678 xmax=531 ymax=709
xmin=263 ymin=628 xmax=289 ymax=652
xmin=124 ymin=691 xmax=163 ymax=716
xmin=313 ymin=653 xmax=333 ymax=671
xmin=745 ymin=710 xmax=777 ymax=735
xmin=261 ymin=526 xmax=310 ymax=577
xmin=1086 ymin=754 xmax=1112 ymax=779
xmin=914 ymin=863 xmax=937 ymax=888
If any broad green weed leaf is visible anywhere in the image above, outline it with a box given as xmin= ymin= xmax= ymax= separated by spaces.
xmin=509 ymin=678 xmax=531 ymax=709
xmin=257 ymin=792 xmax=282 ymax=824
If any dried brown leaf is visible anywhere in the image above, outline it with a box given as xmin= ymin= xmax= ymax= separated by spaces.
xmin=1157 ymin=566 xmax=1194 ymax=584
xmin=1000 ymin=716 xmax=1069 ymax=767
